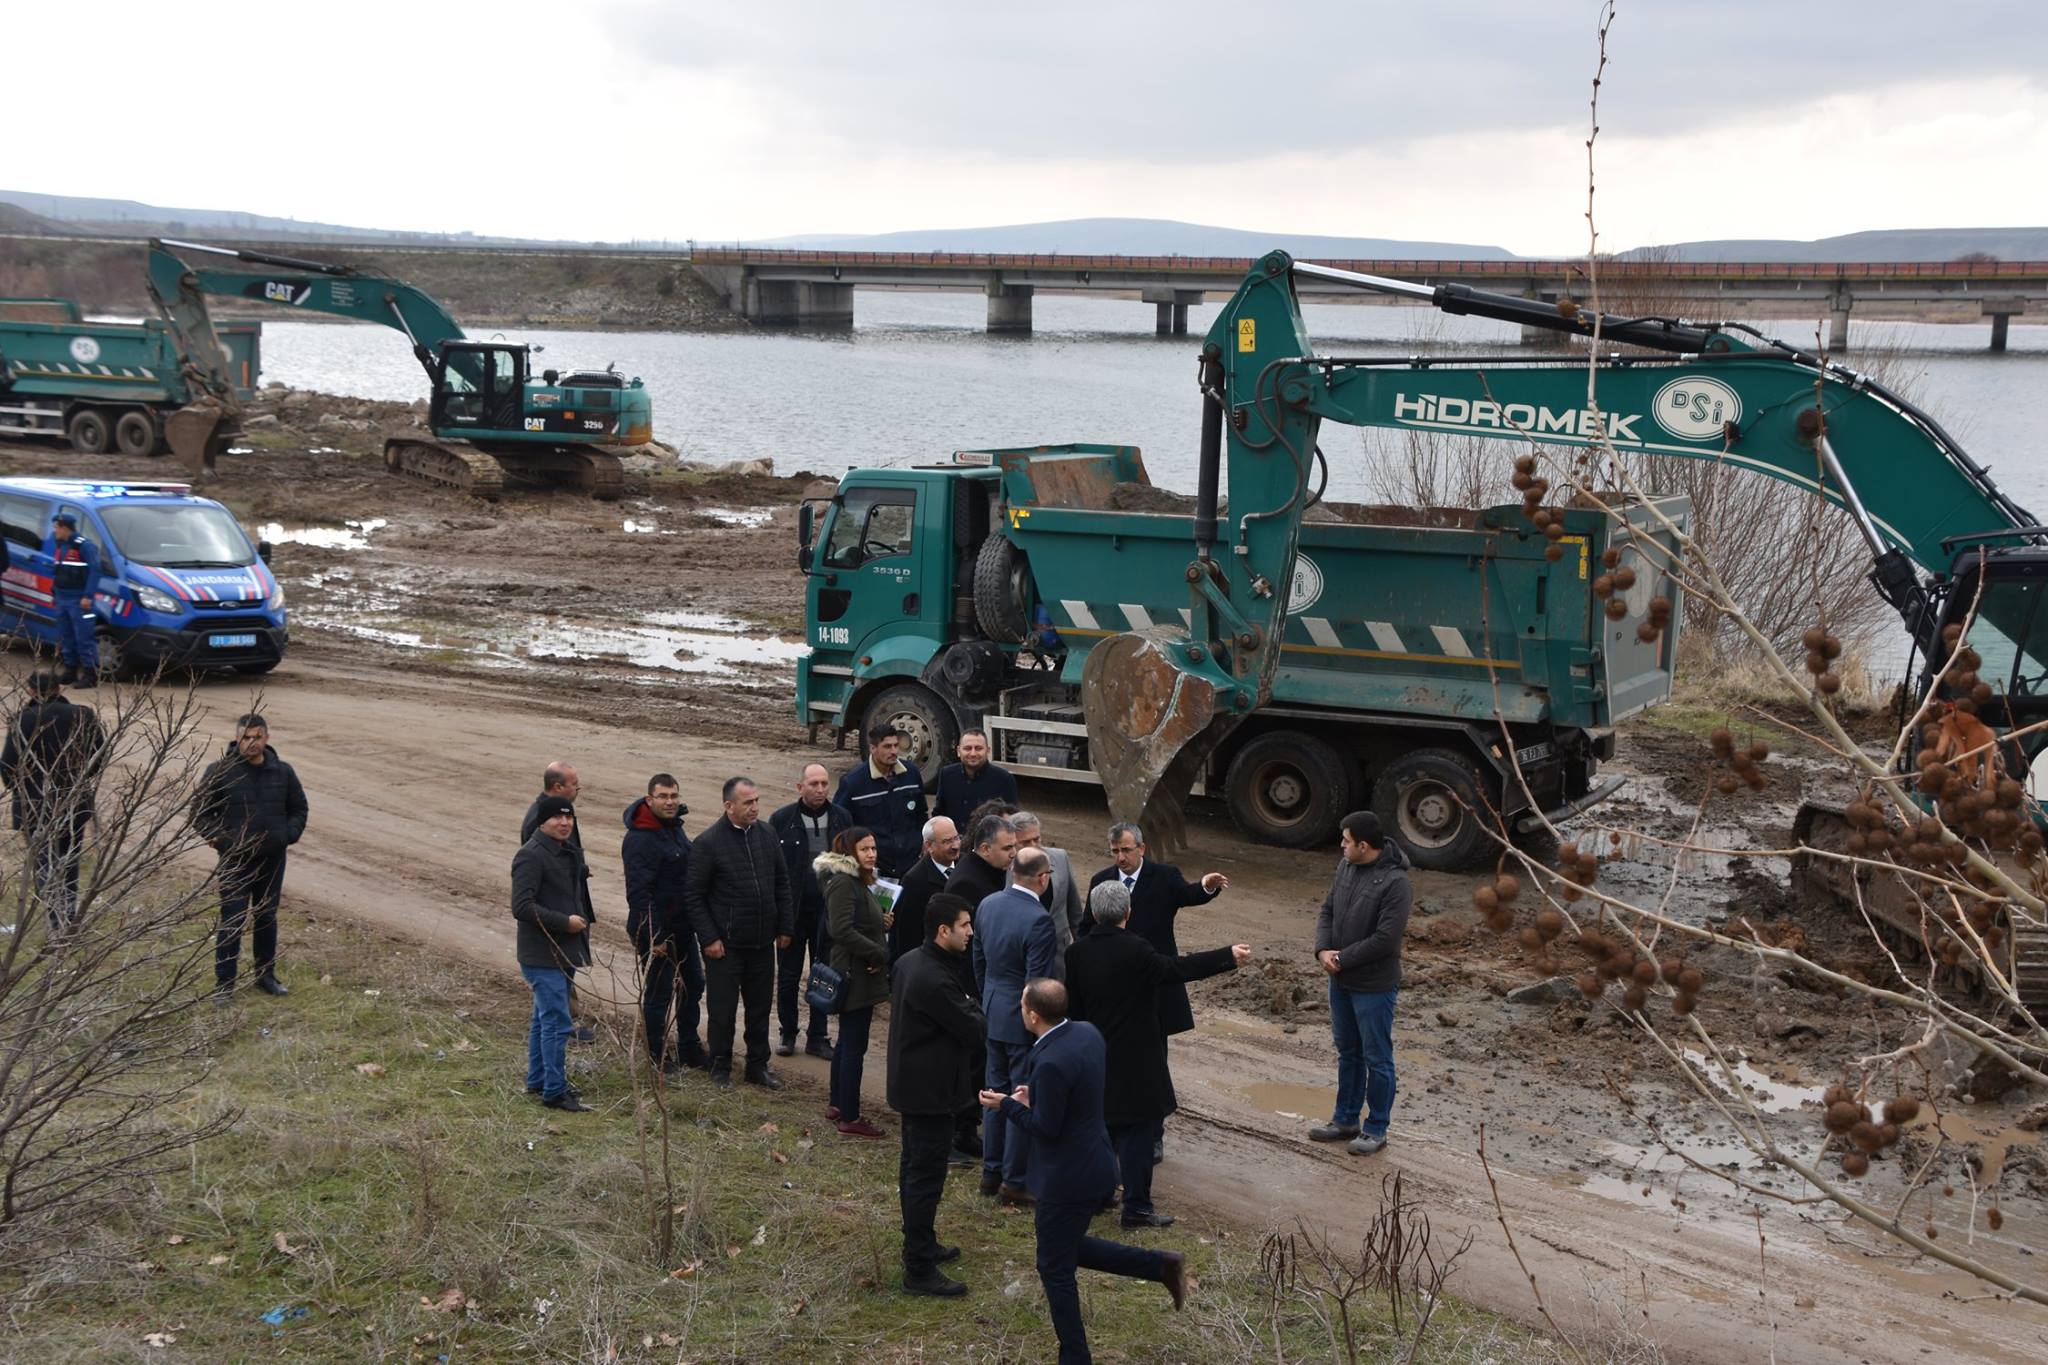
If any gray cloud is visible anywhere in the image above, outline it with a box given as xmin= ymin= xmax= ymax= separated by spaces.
xmin=603 ymin=0 xmax=2039 ymax=163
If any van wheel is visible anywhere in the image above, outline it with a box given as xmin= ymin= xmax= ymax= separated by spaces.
xmin=94 ymin=629 xmax=134 ymax=683
xmin=67 ymin=409 xmax=111 ymax=455
xmin=972 ymin=536 xmax=1032 ymax=644
xmin=862 ymin=683 xmax=959 ymax=784
xmin=114 ymin=410 xmax=159 ymax=457
xmin=1370 ymin=748 xmax=1496 ymax=871
xmin=1224 ymin=730 xmax=1355 ymax=849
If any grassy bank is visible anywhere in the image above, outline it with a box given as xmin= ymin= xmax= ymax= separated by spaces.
xmin=6 ymin=914 xmax=1539 ymax=1363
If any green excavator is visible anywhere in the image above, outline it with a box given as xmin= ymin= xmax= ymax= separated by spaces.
xmin=1083 ymin=250 xmax=2048 ymax=1007
xmin=147 ymin=239 xmax=653 ymax=498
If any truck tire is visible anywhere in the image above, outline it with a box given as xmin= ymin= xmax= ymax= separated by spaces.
xmin=114 ymin=410 xmax=159 ymax=457
xmin=862 ymin=683 xmax=960 ymax=783
xmin=1224 ymin=730 xmax=1355 ymax=849
xmin=67 ymin=409 xmax=111 ymax=455
xmin=972 ymin=535 xmax=1032 ymax=644
xmin=1370 ymin=747 xmax=1496 ymax=871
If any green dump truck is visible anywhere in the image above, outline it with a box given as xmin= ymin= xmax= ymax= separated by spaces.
xmin=795 ymin=444 xmax=1685 ymax=868
xmin=0 ymin=298 xmax=255 ymax=457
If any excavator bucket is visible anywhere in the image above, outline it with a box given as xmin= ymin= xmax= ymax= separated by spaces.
xmin=164 ymin=400 xmax=229 ymax=480
xmin=1081 ymin=629 xmax=1245 ymax=856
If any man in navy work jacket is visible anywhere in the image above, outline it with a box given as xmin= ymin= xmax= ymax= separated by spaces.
xmin=622 ymin=772 xmax=705 ymax=1073
xmin=44 ymin=512 xmax=100 ymax=686
xmin=981 ymin=978 xmax=1185 ymax=1364
xmin=835 ymin=721 xmax=927 ymax=878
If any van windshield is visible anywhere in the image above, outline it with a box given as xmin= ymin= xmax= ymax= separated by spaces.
xmin=98 ymin=504 xmax=256 ymax=568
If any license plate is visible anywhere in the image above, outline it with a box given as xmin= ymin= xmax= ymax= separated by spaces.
xmin=211 ymin=633 xmax=259 ymax=648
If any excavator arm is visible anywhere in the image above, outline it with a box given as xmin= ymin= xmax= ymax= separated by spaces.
xmin=1085 ymin=249 xmax=2047 ymax=842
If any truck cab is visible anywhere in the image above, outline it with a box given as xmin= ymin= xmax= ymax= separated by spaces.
xmin=0 ymin=478 xmax=287 ymax=677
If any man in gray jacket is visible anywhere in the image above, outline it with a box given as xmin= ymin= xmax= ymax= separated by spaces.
xmin=512 ymin=795 xmax=592 ymax=1113
xmin=1308 ymin=812 xmax=1411 ymax=1155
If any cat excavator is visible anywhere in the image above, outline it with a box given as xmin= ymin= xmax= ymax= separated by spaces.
xmin=147 ymin=240 xmax=652 ymax=499
xmin=1083 ymin=249 xmax=2048 ymax=1009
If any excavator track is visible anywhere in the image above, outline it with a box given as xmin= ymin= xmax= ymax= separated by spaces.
xmin=1792 ymin=803 xmax=2048 ymax=1014
xmin=473 ymin=444 xmax=627 ymax=501
xmin=382 ymin=437 xmax=508 ymax=499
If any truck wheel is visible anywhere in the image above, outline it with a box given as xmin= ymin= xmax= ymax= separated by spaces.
xmin=863 ymin=683 xmax=960 ymax=782
xmin=1370 ymin=748 xmax=1496 ymax=871
xmin=67 ymin=409 xmax=111 ymax=455
xmin=1224 ymin=730 xmax=1355 ymax=849
xmin=972 ymin=535 xmax=1032 ymax=644
xmin=114 ymin=410 xmax=159 ymax=457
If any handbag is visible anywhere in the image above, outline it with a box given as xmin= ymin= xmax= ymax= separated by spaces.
xmin=804 ymin=960 xmax=846 ymax=1015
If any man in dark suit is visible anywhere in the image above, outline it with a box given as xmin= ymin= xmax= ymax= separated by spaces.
xmin=942 ymin=812 xmax=1015 ymax=916
xmin=890 ymin=816 xmax=960 ymax=967
xmin=768 ymin=762 xmax=850 ymax=1059
xmin=1088 ymin=821 xmax=1230 ymax=1162
xmin=981 ymin=979 xmax=1185 ymax=1364
xmin=972 ymin=847 xmax=1061 ymax=1203
xmin=888 ymin=893 xmax=984 ymax=1298
xmin=1068 ymin=880 xmax=1248 ymax=1229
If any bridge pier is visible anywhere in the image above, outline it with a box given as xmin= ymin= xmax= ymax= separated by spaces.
xmin=1143 ymin=288 xmax=1204 ymax=336
xmin=987 ymin=282 xmax=1034 ymax=334
xmin=1984 ymin=299 xmax=2024 ymax=352
xmin=1828 ymin=294 xmax=1852 ymax=353
xmin=743 ymin=279 xmax=852 ymax=328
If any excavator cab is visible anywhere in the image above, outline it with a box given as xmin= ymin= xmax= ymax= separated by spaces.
xmin=430 ymin=342 xmax=524 ymax=433
xmin=1923 ymin=547 xmax=2048 ymax=790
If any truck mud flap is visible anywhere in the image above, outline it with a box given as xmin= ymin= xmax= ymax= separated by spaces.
xmin=1513 ymin=775 xmax=1627 ymax=833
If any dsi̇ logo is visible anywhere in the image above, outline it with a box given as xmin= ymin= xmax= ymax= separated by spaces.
xmin=68 ymin=336 xmax=101 ymax=363
xmin=1652 ymin=377 xmax=1741 ymax=441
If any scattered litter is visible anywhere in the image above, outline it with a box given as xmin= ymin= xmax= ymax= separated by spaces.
xmin=749 ymin=1224 xmax=767 ymax=1247
xmin=363 ymin=989 xmax=381 ymax=997
xmin=271 ymin=1232 xmax=299 ymax=1258
xmin=756 ymin=1121 xmax=779 ymax=1135
xmin=422 ymin=1287 xmax=467 ymax=1313
xmin=142 ymin=1332 xmax=176 ymax=1348
xmin=128 ymin=1260 xmax=161 ymax=1274
xmin=668 ymin=1261 xmax=702 ymax=1281
xmin=260 ymin=1303 xmax=309 ymax=1327
xmin=319 ymin=974 xmax=333 ymax=986
xmin=207 ymin=1254 xmax=230 ymax=1266
xmin=451 ymin=1039 xmax=480 ymax=1053
xmin=354 ymin=1062 xmax=387 ymax=1077
xmin=533 ymin=1297 xmax=553 ymax=1319
xmin=769 ymin=1150 xmax=789 ymax=1164
xmin=787 ymin=1299 xmax=806 ymax=1317
xmin=702 ymin=507 xmax=774 ymax=528
xmin=165 ymin=1234 xmax=186 ymax=1246
xmin=723 ymin=1243 xmax=742 ymax=1259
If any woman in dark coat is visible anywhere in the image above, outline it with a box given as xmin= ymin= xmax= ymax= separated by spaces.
xmin=818 ymin=826 xmax=893 ymax=1137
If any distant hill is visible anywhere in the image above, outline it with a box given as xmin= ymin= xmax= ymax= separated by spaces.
xmin=0 ymin=201 xmax=83 ymax=236
xmin=752 ymin=217 xmax=1517 ymax=259
xmin=0 ymin=189 xmax=566 ymax=247
xmin=1626 ymin=227 xmax=2048 ymax=262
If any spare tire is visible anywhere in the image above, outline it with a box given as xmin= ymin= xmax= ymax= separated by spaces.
xmin=972 ymin=534 xmax=1032 ymax=644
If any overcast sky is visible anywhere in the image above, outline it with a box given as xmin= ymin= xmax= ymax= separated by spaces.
xmin=10 ymin=0 xmax=2044 ymax=252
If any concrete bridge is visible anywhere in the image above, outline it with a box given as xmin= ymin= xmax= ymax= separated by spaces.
xmin=689 ymin=247 xmax=2048 ymax=350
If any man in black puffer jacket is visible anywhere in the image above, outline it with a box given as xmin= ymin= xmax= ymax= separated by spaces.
xmin=0 ymin=669 xmax=105 ymax=931
xmin=683 ymin=776 xmax=795 ymax=1088
xmin=194 ymin=712 xmax=309 ymax=1001
xmin=623 ymin=773 xmax=706 ymax=1073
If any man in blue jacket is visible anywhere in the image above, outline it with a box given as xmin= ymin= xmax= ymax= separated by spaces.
xmin=768 ymin=762 xmax=849 ymax=1059
xmin=835 ymin=722 xmax=926 ymax=878
xmin=971 ymin=847 xmax=1061 ymax=1204
xmin=43 ymin=513 xmax=100 ymax=686
xmin=981 ymin=978 xmax=1185 ymax=1363
xmin=623 ymin=773 xmax=706 ymax=1073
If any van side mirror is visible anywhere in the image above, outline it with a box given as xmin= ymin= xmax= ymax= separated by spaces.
xmin=257 ymin=539 xmax=274 ymax=565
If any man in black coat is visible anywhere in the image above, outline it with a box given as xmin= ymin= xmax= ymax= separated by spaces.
xmin=932 ymin=728 xmax=1019 ymax=832
xmin=684 ymin=776 xmax=795 ymax=1089
xmin=0 ymin=669 xmax=104 ymax=931
xmin=890 ymin=815 xmax=959 ymax=967
xmin=768 ymin=762 xmax=850 ymax=1059
xmin=980 ymin=979 xmax=1185 ymax=1362
xmin=943 ymin=813 xmax=1016 ymax=918
xmin=194 ymin=712 xmax=309 ymax=1000
xmin=522 ymin=759 xmax=596 ymax=1041
xmin=1068 ymin=880 xmax=1248 ymax=1230
xmin=887 ymin=892 xmax=985 ymax=1298
xmin=623 ymin=773 xmax=705 ymax=1073
xmin=834 ymin=722 xmax=927 ymax=877
xmin=514 ymin=794 xmax=592 ymax=1112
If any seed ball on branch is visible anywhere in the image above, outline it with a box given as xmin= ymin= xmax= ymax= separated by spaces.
xmin=1515 ymin=454 xmax=1538 ymax=475
xmin=1604 ymin=597 xmax=1628 ymax=621
xmin=1972 ymin=682 xmax=1994 ymax=706
xmin=1612 ymin=567 xmax=1637 ymax=591
xmin=1731 ymin=750 xmax=1756 ymax=774
xmin=1802 ymin=626 xmax=1829 ymax=652
xmin=1850 ymin=1121 xmax=1885 ymax=1154
xmin=1877 ymin=1121 xmax=1900 ymax=1148
xmin=1577 ymin=972 xmax=1604 ymax=998
xmin=1715 ymin=774 xmax=1740 ymax=796
xmin=1943 ymin=623 xmax=1964 ymax=647
xmin=1822 ymin=635 xmax=1842 ymax=660
xmin=1805 ymin=650 xmax=1829 ymax=675
xmin=1823 ymin=1082 xmax=1854 ymax=1107
xmin=1534 ymin=909 xmax=1565 ymax=940
xmin=1822 ymin=1101 xmax=1863 ymax=1134
xmin=1622 ymin=984 xmax=1648 ymax=1012
xmin=1948 ymin=669 xmax=1979 ymax=693
xmin=1631 ymin=960 xmax=1658 ymax=985
xmin=1635 ymin=622 xmax=1659 ymax=643
xmin=1511 ymin=471 xmax=1535 ymax=491
xmin=1494 ymin=874 xmax=1521 ymax=903
xmin=1846 ymin=832 xmax=1870 ymax=855
xmin=1529 ymin=478 xmax=1550 ymax=499
xmin=1546 ymin=522 xmax=1568 ymax=543
xmin=1954 ymin=695 xmax=1977 ymax=715
xmin=1957 ymin=647 xmax=1982 ymax=672
xmin=1473 ymin=886 xmax=1499 ymax=914
xmin=1744 ymin=769 xmax=1768 ymax=791
xmin=1709 ymin=728 xmax=1735 ymax=758
xmin=1818 ymin=672 xmax=1842 ymax=695
xmin=1648 ymin=595 xmax=1672 ymax=617
xmin=1845 ymin=801 xmax=1876 ymax=827
xmin=1593 ymin=574 xmax=1615 ymax=598
xmin=1672 ymin=994 xmax=1696 ymax=1017
xmin=1544 ymin=544 xmax=1564 ymax=562
xmin=1677 ymin=966 xmax=1705 ymax=993
xmin=1996 ymin=778 xmax=2024 ymax=809
xmin=1842 ymin=1152 xmax=1871 ymax=1178
xmin=1601 ymin=546 xmax=1622 ymax=569
xmin=1988 ymin=1207 xmax=2005 ymax=1231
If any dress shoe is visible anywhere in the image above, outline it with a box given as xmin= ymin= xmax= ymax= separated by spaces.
xmin=998 ymin=1183 xmax=1034 ymax=1208
xmin=978 ymin=1171 xmax=1002 ymax=1197
xmin=528 ymin=1083 xmax=580 ymax=1102
xmin=804 ymin=1036 xmax=835 ymax=1060
xmin=710 ymin=1070 xmax=733 ymax=1089
xmin=744 ymin=1067 xmax=784 ymax=1091
xmin=825 ymin=1104 xmax=841 ymax=1121
xmin=947 ymin=1147 xmax=978 ymax=1167
xmin=254 ymin=974 xmax=289 ymax=997
xmin=936 ymin=1244 xmax=961 ymax=1263
xmin=543 ymin=1091 xmax=593 ymax=1113
xmin=775 ymin=1034 xmax=796 ymax=1057
xmin=210 ymin=989 xmax=232 ymax=1009
xmin=1122 ymin=1211 xmax=1176 ymax=1230
xmin=1152 ymin=1138 xmax=1165 ymax=1165
xmin=1307 ymin=1122 xmax=1360 ymax=1143
xmin=1348 ymin=1133 xmax=1388 ymax=1156
xmin=836 ymin=1118 xmax=886 ymax=1139
xmin=902 ymin=1270 xmax=968 ymax=1298
xmin=571 ymin=1024 xmax=597 ymax=1044
xmin=1160 ymin=1250 xmax=1187 ymax=1310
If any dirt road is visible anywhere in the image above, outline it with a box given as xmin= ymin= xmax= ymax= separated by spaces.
xmin=2 ymin=414 xmax=2042 ymax=1360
